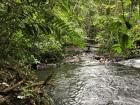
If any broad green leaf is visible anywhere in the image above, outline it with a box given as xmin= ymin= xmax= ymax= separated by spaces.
xmin=112 ymin=44 xmax=122 ymax=54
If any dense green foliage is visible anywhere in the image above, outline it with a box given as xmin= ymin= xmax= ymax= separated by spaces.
xmin=0 ymin=0 xmax=85 ymax=69
xmin=2 ymin=0 xmax=140 ymax=68
xmin=87 ymin=0 xmax=140 ymax=57
xmin=0 ymin=0 xmax=140 ymax=77
xmin=0 ymin=1 xmax=86 ymax=104
xmin=1 ymin=0 xmax=140 ymax=104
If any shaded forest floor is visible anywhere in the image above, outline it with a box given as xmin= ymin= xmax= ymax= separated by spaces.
xmin=0 ymin=66 xmax=54 ymax=105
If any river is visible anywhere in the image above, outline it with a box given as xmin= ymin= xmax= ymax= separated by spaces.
xmin=36 ymin=53 xmax=140 ymax=105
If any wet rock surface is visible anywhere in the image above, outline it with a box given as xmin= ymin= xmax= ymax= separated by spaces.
xmin=118 ymin=58 xmax=140 ymax=68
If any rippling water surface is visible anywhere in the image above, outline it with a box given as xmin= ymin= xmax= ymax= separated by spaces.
xmin=37 ymin=58 xmax=140 ymax=105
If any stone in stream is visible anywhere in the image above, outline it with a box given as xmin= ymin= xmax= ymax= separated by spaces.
xmin=37 ymin=63 xmax=58 ymax=70
xmin=118 ymin=58 xmax=140 ymax=68
xmin=30 ymin=63 xmax=59 ymax=70
xmin=64 ymin=56 xmax=81 ymax=63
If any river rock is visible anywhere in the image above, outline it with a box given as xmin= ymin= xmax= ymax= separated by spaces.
xmin=118 ymin=58 xmax=140 ymax=68
xmin=36 ymin=63 xmax=59 ymax=70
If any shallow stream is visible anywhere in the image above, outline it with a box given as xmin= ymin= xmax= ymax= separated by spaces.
xmin=37 ymin=54 xmax=140 ymax=105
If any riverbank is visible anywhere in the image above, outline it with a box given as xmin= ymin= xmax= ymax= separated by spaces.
xmin=0 ymin=65 xmax=54 ymax=105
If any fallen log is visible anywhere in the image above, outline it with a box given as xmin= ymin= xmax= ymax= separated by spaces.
xmin=0 ymin=74 xmax=53 ymax=96
xmin=0 ymin=79 xmax=25 ymax=95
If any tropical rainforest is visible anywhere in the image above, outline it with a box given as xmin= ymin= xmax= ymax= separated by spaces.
xmin=0 ymin=0 xmax=140 ymax=105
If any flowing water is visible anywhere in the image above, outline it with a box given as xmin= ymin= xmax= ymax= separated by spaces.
xmin=37 ymin=54 xmax=140 ymax=105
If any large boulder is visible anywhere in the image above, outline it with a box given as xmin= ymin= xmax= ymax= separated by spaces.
xmin=118 ymin=58 xmax=140 ymax=68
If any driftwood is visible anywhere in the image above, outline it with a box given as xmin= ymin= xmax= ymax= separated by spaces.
xmin=0 ymin=79 xmax=25 ymax=95
xmin=2 ymin=80 xmax=25 ymax=93
xmin=0 ymin=73 xmax=53 ymax=96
